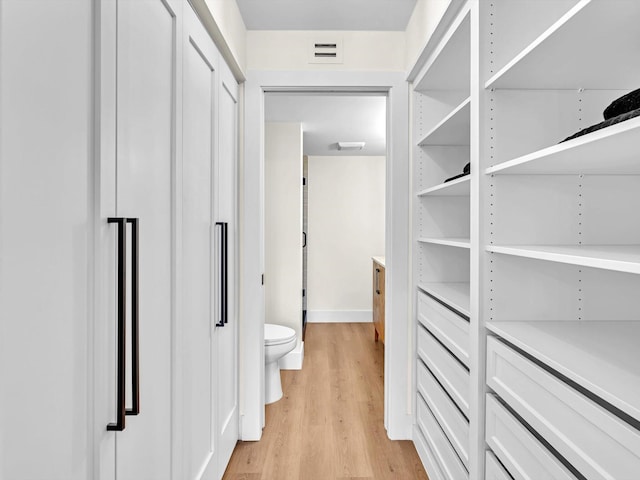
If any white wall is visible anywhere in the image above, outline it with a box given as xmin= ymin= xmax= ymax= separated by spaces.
xmin=405 ymin=0 xmax=452 ymax=71
xmin=265 ymin=123 xmax=303 ymax=350
xmin=307 ymin=156 xmax=385 ymax=322
xmin=247 ymin=30 xmax=405 ymax=71
xmin=192 ymin=0 xmax=247 ymax=79
xmin=203 ymin=0 xmax=247 ymax=69
xmin=196 ymin=0 xmax=452 ymax=75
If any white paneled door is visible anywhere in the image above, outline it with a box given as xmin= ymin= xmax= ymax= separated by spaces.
xmin=97 ymin=0 xmax=177 ymax=478
xmin=182 ymin=6 xmax=218 ymax=477
xmin=181 ymin=6 xmax=239 ymax=478
xmin=114 ymin=0 xmax=175 ymax=478
xmin=0 ymin=1 xmax=94 ymax=478
xmin=215 ymin=62 xmax=240 ymax=479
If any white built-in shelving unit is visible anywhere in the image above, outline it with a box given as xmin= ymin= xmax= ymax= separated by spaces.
xmin=412 ymin=2 xmax=472 ymax=479
xmin=410 ymin=1 xmax=640 ymax=479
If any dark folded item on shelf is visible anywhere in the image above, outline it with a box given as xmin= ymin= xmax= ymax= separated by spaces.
xmin=444 ymin=162 xmax=471 ymax=182
xmin=603 ymin=87 xmax=640 ymax=119
xmin=444 ymin=172 xmax=469 ymax=182
xmin=561 ymin=107 xmax=640 ymax=143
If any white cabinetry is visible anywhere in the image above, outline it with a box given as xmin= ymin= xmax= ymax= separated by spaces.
xmin=412 ymin=3 xmax=472 ymax=478
xmin=0 ymin=1 xmax=94 ymax=478
xmin=0 ymin=1 xmax=239 ymax=479
xmin=410 ymin=1 xmax=640 ymax=479
xmin=180 ymin=6 xmax=239 ymax=478
xmin=96 ymin=1 xmax=177 ymax=478
xmin=482 ymin=1 xmax=640 ymax=479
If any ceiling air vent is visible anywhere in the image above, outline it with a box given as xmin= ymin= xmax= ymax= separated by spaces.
xmin=309 ymin=37 xmax=343 ymax=64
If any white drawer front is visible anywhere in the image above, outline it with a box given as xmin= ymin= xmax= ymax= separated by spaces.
xmin=414 ymin=426 xmax=446 ymax=480
xmin=487 ymin=336 xmax=640 ymax=480
xmin=416 ymin=393 xmax=468 ymax=480
xmin=417 ymin=290 xmax=469 ymax=366
xmin=485 ymin=451 xmax=511 ymax=480
xmin=486 ymin=394 xmax=577 ymax=480
xmin=418 ymin=325 xmax=470 ymax=416
xmin=417 ymin=360 xmax=469 ymax=468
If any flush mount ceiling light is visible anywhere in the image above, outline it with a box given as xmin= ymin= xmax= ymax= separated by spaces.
xmin=337 ymin=141 xmax=365 ymax=151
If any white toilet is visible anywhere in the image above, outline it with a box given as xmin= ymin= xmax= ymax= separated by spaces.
xmin=264 ymin=323 xmax=297 ymax=404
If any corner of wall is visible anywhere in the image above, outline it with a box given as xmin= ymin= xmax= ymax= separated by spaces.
xmin=191 ymin=0 xmax=248 ymax=81
xmin=405 ymin=0 xmax=453 ymax=72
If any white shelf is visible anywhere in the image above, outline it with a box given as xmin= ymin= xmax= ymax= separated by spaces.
xmin=414 ymin=7 xmax=470 ymax=92
xmin=419 ymin=238 xmax=471 ymax=249
xmin=486 ymin=116 xmax=640 ymax=175
xmin=418 ymin=282 xmax=470 ymax=318
xmin=417 ymin=175 xmax=470 ymax=197
xmin=417 ymin=98 xmax=470 ymax=146
xmin=486 ymin=244 xmax=640 ymax=275
xmin=486 ymin=0 xmax=640 ymax=90
xmin=487 ymin=321 xmax=640 ymax=423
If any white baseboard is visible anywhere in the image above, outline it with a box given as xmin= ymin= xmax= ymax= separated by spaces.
xmin=307 ymin=310 xmax=373 ymax=323
xmin=279 ymin=341 xmax=304 ymax=370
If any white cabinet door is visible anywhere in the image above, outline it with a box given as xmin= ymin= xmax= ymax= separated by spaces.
xmin=214 ymin=61 xmax=240 ymax=478
xmin=181 ymin=6 xmax=220 ymax=479
xmin=0 ymin=1 xmax=94 ymax=479
xmin=113 ymin=0 xmax=176 ymax=478
xmin=96 ymin=0 xmax=177 ymax=478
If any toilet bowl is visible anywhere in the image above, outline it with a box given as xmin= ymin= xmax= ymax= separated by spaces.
xmin=264 ymin=323 xmax=297 ymax=404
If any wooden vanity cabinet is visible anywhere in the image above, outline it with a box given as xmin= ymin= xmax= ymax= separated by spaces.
xmin=372 ymin=257 xmax=385 ymax=343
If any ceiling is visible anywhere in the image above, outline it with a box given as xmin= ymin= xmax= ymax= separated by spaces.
xmin=236 ymin=0 xmax=417 ymax=31
xmin=265 ymin=94 xmax=386 ymax=156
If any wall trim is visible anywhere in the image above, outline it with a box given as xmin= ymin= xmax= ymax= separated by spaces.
xmin=241 ymin=70 xmax=411 ymax=442
xmin=279 ymin=342 xmax=304 ymax=370
xmin=307 ymin=310 xmax=372 ymax=323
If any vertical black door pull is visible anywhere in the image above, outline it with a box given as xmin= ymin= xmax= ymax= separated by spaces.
xmin=215 ymin=222 xmax=228 ymax=327
xmin=375 ymin=267 xmax=381 ymax=295
xmin=107 ymin=217 xmax=127 ymax=431
xmin=302 ymin=232 xmax=307 ymax=248
xmin=126 ymin=218 xmax=140 ymax=416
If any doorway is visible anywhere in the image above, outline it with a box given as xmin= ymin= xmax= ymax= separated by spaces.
xmin=264 ymin=92 xmax=387 ymax=349
xmin=240 ymin=71 xmax=411 ymax=442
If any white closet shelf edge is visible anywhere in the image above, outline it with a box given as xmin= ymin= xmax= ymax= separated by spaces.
xmin=419 ymin=238 xmax=471 ymax=249
xmin=485 ymin=0 xmax=640 ymax=90
xmin=484 ymin=0 xmax=591 ymax=89
xmin=416 ymin=175 xmax=470 ymax=196
xmin=413 ymin=3 xmax=470 ymax=92
xmin=487 ymin=320 xmax=640 ymax=423
xmin=485 ymin=116 xmax=640 ymax=175
xmin=417 ymin=97 xmax=471 ymax=147
xmin=486 ymin=244 xmax=640 ymax=275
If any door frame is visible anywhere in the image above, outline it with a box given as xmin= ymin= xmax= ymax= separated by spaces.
xmin=240 ymin=70 xmax=412 ymax=441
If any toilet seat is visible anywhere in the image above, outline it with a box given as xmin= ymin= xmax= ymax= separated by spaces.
xmin=265 ymin=323 xmax=296 ymax=346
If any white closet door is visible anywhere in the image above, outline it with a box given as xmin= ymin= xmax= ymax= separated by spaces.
xmin=214 ymin=63 xmax=240 ymax=477
xmin=0 ymin=1 xmax=94 ymax=478
xmin=181 ymin=5 xmax=219 ymax=479
xmin=112 ymin=0 xmax=176 ymax=478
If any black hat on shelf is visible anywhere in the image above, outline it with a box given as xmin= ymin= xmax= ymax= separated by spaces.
xmin=603 ymin=87 xmax=640 ymax=120
xmin=561 ymin=87 xmax=640 ymax=143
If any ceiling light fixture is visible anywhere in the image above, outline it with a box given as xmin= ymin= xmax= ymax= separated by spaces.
xmin=337 ymin=141 xmax=365 ymax=151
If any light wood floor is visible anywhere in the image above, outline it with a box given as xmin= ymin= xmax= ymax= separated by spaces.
xmin=223 ymin=323 xmax=428 ymax=480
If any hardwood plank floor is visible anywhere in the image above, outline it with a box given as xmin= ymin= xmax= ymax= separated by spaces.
xmin=223 ymin=323 xmax=428 ymax=480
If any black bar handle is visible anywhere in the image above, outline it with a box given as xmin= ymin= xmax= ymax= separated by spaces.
xmin=302 ymin=232 xmax=307 ymax=248
xmin=107 ymin=217 xmax=127 ymax=431
xmin=223 ymin=222 xmax=228 ymax=324
xmin=126 ymin=218 xmax=140 ymax=416
xmin=375 ymin=267 xmax=381 ymax=295
xmin=215 ymin=222 xmax=227 ymax=327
